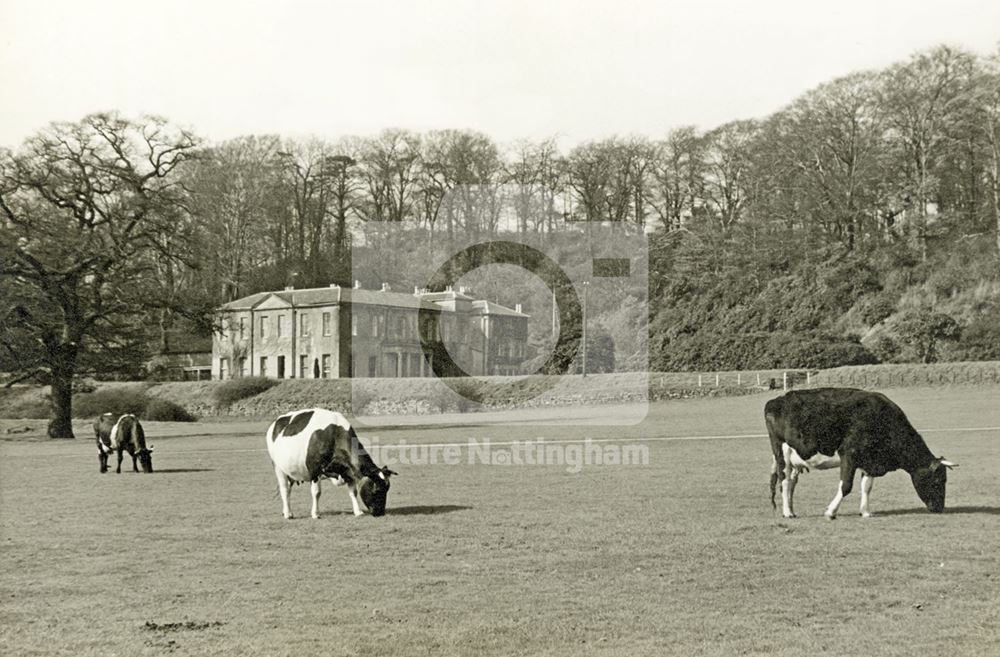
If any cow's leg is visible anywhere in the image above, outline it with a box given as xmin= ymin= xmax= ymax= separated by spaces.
xmin=347 ymin=486 xmax=365 ymax=517
xmin=131 ymin=452 xmax=139 ymax=473
xmin=99 ymin=452 xmax=108 ymax=473
xmin=784 ymin=467 xmax=801 ymax=518
xmin=859 ymin=473 xmax=874 ymax=518
xmin=275 ymin=466 xmax=294 ymax=519
xmin=310 ymin=480 xmax=321 ymax=519
xmin=780 ymin=445 xmax=796 ymax=518
xmin=115 ymin=448 xmax=124 ymax=474
xmin=826 ymin=456 xmax=856 ymax=520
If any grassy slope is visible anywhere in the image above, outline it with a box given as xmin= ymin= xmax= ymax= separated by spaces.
xmin=1 ymin=386 xmax=998 ymax=656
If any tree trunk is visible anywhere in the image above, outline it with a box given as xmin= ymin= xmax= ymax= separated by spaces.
xmin=47 ymin=376 xmax=75 ymax=439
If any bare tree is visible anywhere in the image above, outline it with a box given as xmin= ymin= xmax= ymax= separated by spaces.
xmin=880 ymin=46 xmax=977 ymax=260
xmin=0 ymin=113 xmax=199 ymax=438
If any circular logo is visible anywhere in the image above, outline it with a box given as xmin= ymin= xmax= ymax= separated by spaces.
xmin=417 ymin=241 xmax=582 ymax=402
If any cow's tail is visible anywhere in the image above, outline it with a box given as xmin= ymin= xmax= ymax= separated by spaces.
xmin=764 ymin=398 xmax=786 ymax=511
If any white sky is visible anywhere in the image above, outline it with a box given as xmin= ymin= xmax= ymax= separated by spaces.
xmin=2 ymin=0 xmax=998 ymax=149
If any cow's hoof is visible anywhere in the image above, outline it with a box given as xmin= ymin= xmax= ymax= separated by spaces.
xmin=353 ymin=511 xmax=365 ymax=517
xmin=283 ymin=513 xmax=294 ymax=520
xmin=311 ymin=513 xmax=319 ymax=520
xmin=782 ymin=513 xmax=796 ymax=519
xmin=825 ymin=512 xmax=837 ymax=520
xmin=861 ymin=512 xmax=873 ymax=518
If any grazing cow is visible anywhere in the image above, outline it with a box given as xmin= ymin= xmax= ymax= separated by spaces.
xmin=765 ymin=388 xmax=955 ymax=519
xmin=94 ymin=413 xmax=154 ymax=474
xmin=265 ymin=408 xmax=396 ymax=519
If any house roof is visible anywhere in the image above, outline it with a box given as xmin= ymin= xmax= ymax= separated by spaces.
xmin=472 ymin=300 xmax=530 ymax=318
xmin=219 ymin=286 xmax=526 ymax=317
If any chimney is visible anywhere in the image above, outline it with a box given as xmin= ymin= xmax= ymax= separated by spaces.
xmin=459 ymin=285 xmax=467 ymax=295
xmin=329 ymin=283 xmax=340 ymax=289
xmin=445 ymin=285 xmax=453 ymax=292
xmin=381 ymin=282 xmax=391 ymax=292
xmin=284 ymin=285 xmax=294 ymax=291
xmin=515 ymin=303 xmax=522 ymax=313
xmin=414 ymin=286 xmax=420 ymax=295
xmin=353 ymin=280 xmax=361 ymax=289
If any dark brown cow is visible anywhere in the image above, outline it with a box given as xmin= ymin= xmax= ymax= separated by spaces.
xmin=766 ymin=388 xmax=955 ymax=519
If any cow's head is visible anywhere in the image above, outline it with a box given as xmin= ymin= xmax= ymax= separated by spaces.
xmin=138 ymin=446 xmax=154 ymax=474
xmin=359 ymin=466 xmax=396 ymax=516
xmin=911 ymin=457 xmax=956 ymax=512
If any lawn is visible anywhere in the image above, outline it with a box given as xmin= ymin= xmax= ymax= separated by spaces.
xmin=1 ymin=386 xmax=998 ymax=656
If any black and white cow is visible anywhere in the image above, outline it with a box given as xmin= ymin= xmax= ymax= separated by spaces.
xmin=765 ymin=388 xmax=955 ymax=519
xmin=94 ymin=413 xmax=154 ymax=474
xmin=265 ymin=408 xmax=396 ymax=519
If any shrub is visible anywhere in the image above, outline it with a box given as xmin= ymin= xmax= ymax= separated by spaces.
xmin=73 ymin=387 xmax=149 ymax=418
xmin=213 ymin=376 xmax=279 ymax=406
xmin=6 ymin=399 xmax=51 ymax=420
xmin=955 ymin=306 xmax=1000 ymax=360
xmin=447 ymin=378 xmax=484 ymax=412
xmin=143 ymin=399 xmax=197 ymax=422
xmin=857 ymin=293 xmax=896 ymax=326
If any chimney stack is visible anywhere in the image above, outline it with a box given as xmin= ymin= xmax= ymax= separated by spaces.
xmin=353 ymin=280 xmax=361 ymax=289
xmin=381 ymin=282 xmax=391 ymax=292
xmin=515 ymin=303 xmax=522 ymax=313
xmin=284 ymin=285 xmax=294 ymax=291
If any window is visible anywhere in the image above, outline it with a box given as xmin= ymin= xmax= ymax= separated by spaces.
xmin=239 ymin=317 xmax=246 ymax=340
xmin=368 ymin=356 xmax=377 ymax=377
xmin=299 ymin=355 xmax=308 ymax=378
xmin=260 ymin=316 xmax=268 ymax=339
xmin=386 ymin=353 xmax=398 ymax=377
xmin=277 ymin=356 xmax=286 ymax=378
xmin=238 ymin=357 xmax=248 ymax=377
xmin=277 ymin=315 xmax=285 ymax=338
xmin=300 ymin=314 xmax=310 ymax=337
xmin=322 ymin=312 xmax=332 ymax=336
xmin=351 ymin=313 xmax=357 ymax=337
xmin=259 ymin=356 xmax=268 ymax=377
xmin=410 ymin=353 xmax=421 ymax=378
xmin=219 ymin=357 xmax=229 ymax=380
xmin=321 ymin=354 xmax=331 ymax=379
xmin=374 ymin=315 xmax=383 ymax=338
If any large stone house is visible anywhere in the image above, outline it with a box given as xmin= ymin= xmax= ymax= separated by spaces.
xmin=212 ymin=284 xmax=529 ymax=380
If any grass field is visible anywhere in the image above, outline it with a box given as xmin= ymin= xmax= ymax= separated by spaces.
xmin=2 ymin=386 xmax=999 ymax=656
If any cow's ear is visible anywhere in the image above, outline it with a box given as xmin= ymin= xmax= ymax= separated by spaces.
xmin=939 ymin=458 xmax=956 ymax=469
xmin=382 ymin=467 xmax=397 ymax=477
xmin=147 ymin=445 xmax=154 ymax=452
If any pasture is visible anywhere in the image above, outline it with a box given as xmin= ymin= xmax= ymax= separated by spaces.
xmin=2 ymin=386 xmax=999 ymax=657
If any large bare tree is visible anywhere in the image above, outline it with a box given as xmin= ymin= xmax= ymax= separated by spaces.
xmin=0 ymin=113 xmax=199 ymax=438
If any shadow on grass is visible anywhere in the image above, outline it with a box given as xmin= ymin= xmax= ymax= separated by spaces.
xmin=388 ymin=504 xmax=472 ymax=516
xmin=877 ymin=505 xmax=1000 ymax=516
xmin=152 ymin=468 xmax=215 ymax=474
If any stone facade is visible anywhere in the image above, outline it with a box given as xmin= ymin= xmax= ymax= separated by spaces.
xmin=212 ymin=284 xmax=529 ymax=380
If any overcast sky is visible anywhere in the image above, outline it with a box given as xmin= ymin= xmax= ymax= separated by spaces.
xmin=2 ymin=0 xmax=998 ymax=149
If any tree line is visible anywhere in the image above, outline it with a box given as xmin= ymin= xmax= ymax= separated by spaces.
xmin=2 ymin=44 xmax=1000 ymax=437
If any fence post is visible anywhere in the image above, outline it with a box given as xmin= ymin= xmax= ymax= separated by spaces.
xmin=698 ymin=374 xmax=702 ymax=388
xmin=737 ymin=372 xmax=742 ymax=386
xmin=806 ymin=371 xmax=811 ymax=385
xmin=756 ymin=372 xmax=761 ymax=386
xmin=715 ymin=373 xmax=720 ymax=387
xmin=782 ymin=371 xmax=788 ymax=391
